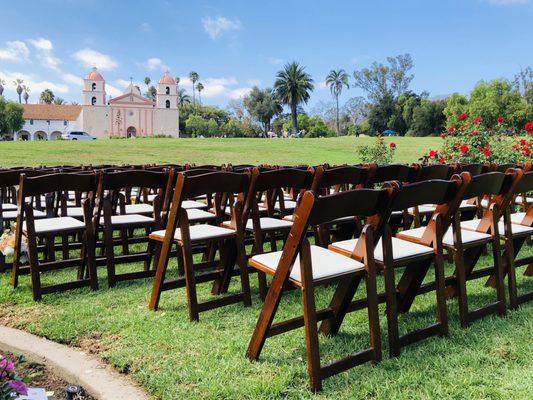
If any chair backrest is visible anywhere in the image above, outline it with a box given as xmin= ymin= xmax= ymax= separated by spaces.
xmin=512 ymin=170 xmax=533 ymax=195
xmin=457 ymin=163 xmax=484 ymax=176
xmin=310 ymin=165 xmax=368 ymax=193
xmin=367 ymin=164 xmax=417 ymax=186
xmin=415 ymin=164 xmax=453 ymax=181
xmin=276 ymin=187 xmax=396 ymax=267
xmin=19 ymin=172 xmax=97 ymax=198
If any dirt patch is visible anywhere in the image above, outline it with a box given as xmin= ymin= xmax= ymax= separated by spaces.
xmin=1 ymin=349 xmax=96 ymax=400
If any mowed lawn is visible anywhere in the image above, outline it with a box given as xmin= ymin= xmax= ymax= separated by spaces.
xmin=0 ymin=137 xmax=531 ymax=399
xmin=0 ymin=136 xmax=438 ymax=166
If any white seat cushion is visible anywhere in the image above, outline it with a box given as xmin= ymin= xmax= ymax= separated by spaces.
xmin=24 ymin=217 xmax=85 ymax=233
xmin=122 ymin=203 xmax=153 ymax=214
xmin=1 ymin=203 xmax=17 ymax=211
xmin=399 ymin=225 xmax=491 ymax=246
xmin=150 ymin=224 xmax=235 ymax=242
xmin=3 ymin=209 xmax=46 ymax=219
xmin=330 ymin=236 xmax=434 ymax=262
xmin=510 ymin=212 xmax=526 ymax=224
xmin=459 ymin=200 xmax=477 ymax=210
xmin=497 ymin=221 xmax=533 ymax=236
xmin=100 ymin=214 xmax=154 ymax=226
xmin=186 ymin=208 xmax=216 ymax=221
xmin=409 ymin=204 xmax=436 ymax=215
xmin=182 ymin=200 xmax=207 ymax=209
xmin=147 ymin=194 xmax=157 ymax=202
xmin=66 ymin=207 xmax=84 ymax=217
xmin=515 ymin=195 xmax=533 ymax=204
xmin=273 ymin=200 xmax=297 ymax=211
xmin=251 ymin=245 xmax=364 ymax=283
xmin=245 ymin=217 xmax=293 ymax=231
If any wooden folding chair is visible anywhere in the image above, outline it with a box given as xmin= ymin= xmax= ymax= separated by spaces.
xmin=331 ymin=174 xmax=469 ymax=356
xmin=11 ymin=172 xmax=98 ymax=301
xmin=148 ymin=170 xmax=251 ymax=321
xmin=397 ymin=171 xmax=521 ymax=328
xmin=488 ymin=171 xmax=533 ymax=309
xmin=94 ymin=169 xmax=171 ymax=287
xmin=247 ymin=187 xmax=395 ymax=392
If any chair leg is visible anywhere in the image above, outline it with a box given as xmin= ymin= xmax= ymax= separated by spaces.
xmin=104 ymin=225 xmax=116 ymax=288
xmin=454 ymin=247 xmax=470 ymax=329
xmin=434 ymin=252 xmax=448 ymax=336
xmin=505 ymin=238 xmax=519 ymax=310
xmin=181 ymin=243 xmax=200 ymax=322
xmin=365 ymin=270 xmax=382 ymax=363
xmin=27 ymin=233 xmax=42 ymax=302
xmin=85 ymin=231 xmax=98 ymax=291
xmin=491 ymin=236 xmax=506 ymax=316
xmin=383 ymin=265 xmax=400 ymax=358
xmin=148 ymin=241 xmax=169 ymax=311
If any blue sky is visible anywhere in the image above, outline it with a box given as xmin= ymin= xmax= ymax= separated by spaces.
xmin=0 ymin=0 xmax=532 ymax=110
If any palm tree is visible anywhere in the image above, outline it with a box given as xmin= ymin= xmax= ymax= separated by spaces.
xmin=178 ymin=88 xmax=191 ymax=105
xmin=325 ymin=69 xmax=349 ymax=135
xmin=274 ymin=62 xmax=314 ymax=134
xmin=144 ymin=77 xmax=151 ymax=97
xmin=53 ymin=97 xmax=65 ymax=105
xmin=13 ymin=79 xmax=24 ymax=103
xmin=196 ymin=82 xmax=204 ymax=105
xmin=39 ymin=88 xmax=55 ymax=104
xmin=0 ymin=78 xmax=5 ymax=97
xmin=189 ymin=71 xmax=199 ymax=105
xmin=22 ymin=85 xmax=29 ymax=104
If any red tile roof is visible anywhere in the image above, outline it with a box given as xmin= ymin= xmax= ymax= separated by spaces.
xmin=22 ymin=104 xmax=82 ymax=121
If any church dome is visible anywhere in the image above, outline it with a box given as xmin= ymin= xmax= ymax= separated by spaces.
xmin=86 ymin=67 xmax=104 ymax=81
xmin=158 ymin=72 xmax=175 ymax=85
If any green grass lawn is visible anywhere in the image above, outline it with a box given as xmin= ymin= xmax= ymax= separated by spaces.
xmin=0 ymin=137 xmax=531 ymax=399
xmin=0 ymin=136 xmax=439 ymax=166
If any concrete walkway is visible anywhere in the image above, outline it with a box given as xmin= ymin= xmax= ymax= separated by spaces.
xmin=0 ymin=326 xmax=150 ymax=400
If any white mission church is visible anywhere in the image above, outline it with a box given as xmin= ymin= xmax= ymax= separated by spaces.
xmin=14 ymin=68 xmax=180 ymax=140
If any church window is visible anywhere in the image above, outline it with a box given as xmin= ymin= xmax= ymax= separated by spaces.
xmin=165 ymin=100 xmax=170 ymax=108
xmin=91 ymin=83 xmax=96 ymax=91
xmin=91 ymin=97 xmax=97 ymax=105
xmin=165 ymin=86 xmax=170 ymax=95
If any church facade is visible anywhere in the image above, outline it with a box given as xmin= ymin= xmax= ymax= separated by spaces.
xmin=15 ymin=68 xmax=180 ymax=140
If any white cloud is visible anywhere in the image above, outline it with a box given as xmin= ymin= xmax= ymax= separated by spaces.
xmin=28 ymin=38 xmax=61 ymax=71
xmin=106 ymin=84 xmax=122 ymax=97
xmin=139 ymin=22 xmax=151 ymax=32
xmin=144 ymin=57 xmax=168 ymax=71
xmin=73 ymin=48 xmax=118 ymax=71
xmin=201 ymin=16 xmax=241 ymax=39
xmin=0 ymin=41 xmax=29 ymax=62
xmin=63 ymin=73 xmax=83 ymax=86
xmin=0 ymin=70 xmax=69 ymax=98
xmin=229 ymin=87 xmax=252 ymax=99
xmin=246 ymin=79 xmax=261 ymax=86
xmin=317 ymin=80 xmax=329 ymax=90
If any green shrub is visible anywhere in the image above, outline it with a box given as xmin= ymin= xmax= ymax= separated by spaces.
xmin=356 ymin=136 xmax=397 ymax=164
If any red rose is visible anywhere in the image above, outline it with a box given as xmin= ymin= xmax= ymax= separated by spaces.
xmin=438 ymin=157 xmax=445 ymax=164
xmin=525 ymin=122 xmax=533 ymax=132
xmin=522 ymin=147 xmax=531 ymax=156
xmin=512 ymin=144 xmax=519 ymax=150
xmin=471 ymin=130 xmax=478 ymax=136
xmin=482 ymin=146 xmax=491 ymax=157
xmin=448 ymin=126 xmax=455 ymax=134
xmin=389 ymin=142 xmax=396 ymax=149
xmin=520 ymin=139 xmax=526 ymax=146
xmin=497 ymin=116 xmax=504 ymax=124
xmin=460 ymin=144 xmax=469 ymax=154
xmin=458 ymin=113 xmax=467 ymax=121
xmin=440 ymin=133 xmax=446 ymax=139
xmin=473 ymin=117 xmax=481 ymax=125
xmin=429 ymin=149 xmax=438 ymax=157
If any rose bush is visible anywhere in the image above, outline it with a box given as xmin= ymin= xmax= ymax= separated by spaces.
xmin=422 ymin=113 xmax=533 ymax=164
xmin=356 ymin=136 xmax=396 ymax=165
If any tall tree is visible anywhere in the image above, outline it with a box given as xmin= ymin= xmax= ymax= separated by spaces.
xmin=513 ymin=66 xmax=533 ymax=105
xmin=0 ymin=78 xmax=5 ymax=96
xmin=53 ymin=97 xmax=65 ymax=105
xmin=189 ymin=71 xmax=199 ymax=105
xmin=39 ymin=89 xmax=55 ymax=104
xmin=21 ymin=85 xmax=29 ymax=104
xmin=0 ymin=97 xmax=24 ymax=139
xmin=353 ymin=54 xmax=414 ymax=102
xmin=196 ymin=82 xmax=204 ymax=105
xmin=343 ymin=96 xmax=369 ymax=126
xmin=325 ymin=69 xmax=349 ymax=135
xmin=178 ymin=88 xmax=191 ymax=105
xmin=144 ymin=77 xmax=151 ymax=98
xmin=13 ymin=79 xmax=24 ymax=103
xmin=274 ymin=62 xmax=314 ymax=134
xmin=243 ymin=87 xmax=282 ymax=135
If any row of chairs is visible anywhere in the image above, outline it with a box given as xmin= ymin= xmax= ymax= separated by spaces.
xmin=0 ymin=162 xmax=531 ymax=392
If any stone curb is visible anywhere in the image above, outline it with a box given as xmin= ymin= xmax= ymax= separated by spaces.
xmin=0 ymin=326 xmax=150 ymax=400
